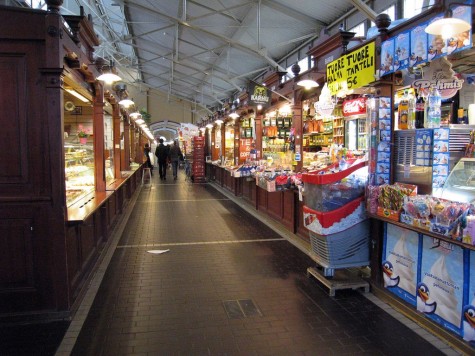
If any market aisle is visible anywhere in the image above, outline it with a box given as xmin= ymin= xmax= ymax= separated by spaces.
xmin=68 ymin=169 xmax=451 ymax=355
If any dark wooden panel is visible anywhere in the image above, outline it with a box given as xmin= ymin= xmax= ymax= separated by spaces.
xmin=80 ymin=216 xmax=96 ymax=271
xmin=281 ymin=190 xmax=295 ymax=232
xmin=66 ymin=225 xmax=81 ymax=292
xmin=0 ymin=218 xmax=34 ymax=290
xmin=257 ymin=186 xmax=267 ymax=211
xmin=0 ymin=55 xmax=28 ymax=184
xmin=267 ymin=191 xmax=283 ymax=221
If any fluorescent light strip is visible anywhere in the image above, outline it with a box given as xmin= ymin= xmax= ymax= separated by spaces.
xmin=65 ymin=88 xmax=90 ymax=103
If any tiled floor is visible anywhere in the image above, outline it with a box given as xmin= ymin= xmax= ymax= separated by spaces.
xmin=1 ymin=169 xmax=462 ymax=355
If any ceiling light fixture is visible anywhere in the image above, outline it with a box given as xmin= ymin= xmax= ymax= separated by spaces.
xmin=425 ymin=3 xmax=473 ymax=40
xmin=297 ymin=79 xmax=319 ymax=90
xmin=229 ymin=112 xmax=239 ymax=119
xmin=119 ymin=98 xmax=134 ymax=107
xmin=97 ymin=60 xmax=122 ymax=84
xmin=65 ymin=88 xmax=90 ymax=103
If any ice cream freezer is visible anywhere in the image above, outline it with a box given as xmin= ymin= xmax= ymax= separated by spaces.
xmin=302 ymin=159 xmax=371 ymax=281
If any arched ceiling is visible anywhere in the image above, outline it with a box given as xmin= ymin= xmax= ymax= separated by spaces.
xmin=60 ymin=0 xmax=380 ymax=117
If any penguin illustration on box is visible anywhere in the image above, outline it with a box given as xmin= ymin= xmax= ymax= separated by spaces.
xmin=382 ymin=261 xmax=400 ymax=288
xmin=463 ymin=304 xmax=475 ymax=342
xmin=416 ymin=282 xmax=437 ymax=314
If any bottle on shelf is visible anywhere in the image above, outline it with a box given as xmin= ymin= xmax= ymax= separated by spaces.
xmin=457 ymin=108 xmax=467 ymax=124
xmin=398 ymin=89 xmax=409 ymax=130
xmin=407 ymin=90 xmax=415 ymax=129
xmin=426 ymin=86 xmax=441 ymax=128
xmin=415 ymin=93 xmax=425 ymax=128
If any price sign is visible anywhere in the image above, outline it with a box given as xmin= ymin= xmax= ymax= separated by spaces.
xmin=327 ymin=42 xmax=375 ymax=96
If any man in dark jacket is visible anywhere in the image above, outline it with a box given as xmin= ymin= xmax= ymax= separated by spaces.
xmin=168 ymin=140 xmax=183 ymax=180
xmin=155 ymin=138 xmax=169 ymax=180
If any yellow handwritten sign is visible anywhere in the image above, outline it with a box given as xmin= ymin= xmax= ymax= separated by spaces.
xmin=326 ymin=42 xmax=375 ymax=96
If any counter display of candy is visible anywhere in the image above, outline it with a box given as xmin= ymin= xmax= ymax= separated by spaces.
xmin=302 ymin=158 xmax=370 ymax=278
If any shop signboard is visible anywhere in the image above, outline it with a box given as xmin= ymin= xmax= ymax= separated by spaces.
xmin=343 ymin=98 xmax=366 ymax=117
xmin=419 ymin=237 xmax=464 ymax=336
xmin=382 ymin=223 xmax=420 ymax=306
xmin=239 ymin=138 xmax=252 ymax=160
xmin=326 ymin=42 xmax=375 ymax=96
xmin=413 ymin=57 xmax=464 ymax=100
xmin=248 ymin=82 xmax=270 ymax=108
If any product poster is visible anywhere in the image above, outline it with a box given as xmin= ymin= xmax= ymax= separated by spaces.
xmin=410 ymin=23 xmax=428 ymax=67
xmin=419 ymin=237 xmax=464 ymax=336
xmin=382 ymin=223 xmax=419 ymax=305
xmin=462 ymin=250 xmax=475 ymax=343
xmin=375 ymin=97 xmax=391 ymax=186
xmin=415 ymin=129 xmax=432 ymax=167
xmin=427 ymin=15 xmax=447 ymax=61
xmin=395 ymin=31 xmax=410 ymax=71
xmin=433 ymin=128 xmax=450 ymax=191
xmin=446 ymin=5 xmax=472 ymax=56
xmin=380 ymin=38 xmax=395 ymax=76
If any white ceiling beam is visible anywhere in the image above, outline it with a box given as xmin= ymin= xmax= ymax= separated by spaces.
xmin=349 ymin=0 xmax=378 ymax=22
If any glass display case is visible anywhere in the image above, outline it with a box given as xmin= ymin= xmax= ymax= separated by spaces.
xmin=224 ymin=125 xmax=235 ymax=162
xmin=438 ymin=157 xmax=475 ymax=204
xmin=64 ymin=143 xmax=95 ymax=206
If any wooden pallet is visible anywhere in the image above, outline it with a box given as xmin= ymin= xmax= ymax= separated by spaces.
xmin=307 ymin=266 xmax=370 ymax=297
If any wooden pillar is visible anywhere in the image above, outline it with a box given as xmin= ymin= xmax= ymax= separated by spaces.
xmin=292 ymin=100 xmax=303 ymax=172
xmin=255 ymin=114 xmax=263 ymax=159
xmin=93 ymin=83 xmax=106 ymax=192
xmin=43 ymin=2 xmax=69 ymax=310
xmin=123 ymin=117 xmax=130 ymax=170
xmin=112 ymin=104 xmax=121 ymax=178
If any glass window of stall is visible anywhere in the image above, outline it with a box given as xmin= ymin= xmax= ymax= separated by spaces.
xmin=104 ymin=113 xmax=114 ymax=181
xmin=63 ymin=85 xmax=95 ymax=206
xmin=224 ymin=123 xmax=235 ymax=163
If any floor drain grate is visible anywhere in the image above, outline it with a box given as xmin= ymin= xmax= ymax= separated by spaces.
xmin=223 ymin=299 xmax=262 ymax=319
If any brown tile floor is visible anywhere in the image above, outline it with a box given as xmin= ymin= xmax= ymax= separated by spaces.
xmin=0 ymin=169 xmax=458 ymax=355
xmin=63 ymin=170 xmax=450 ymax=355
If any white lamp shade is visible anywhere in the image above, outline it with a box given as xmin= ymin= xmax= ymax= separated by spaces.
xmin=229 ymin=112 xmax=239 ymax=119
xmin=97 ymin=72 xmax=122 ymax=84
xmin=425 ymin=17 xmax=471 ymax=39
xmin=297 ymin=79 xmax=319 ymax=89
xmin=119 ymin=98 xmax=134 ymax=107
xmin=215 ymin=119 xmax=224 ymax=124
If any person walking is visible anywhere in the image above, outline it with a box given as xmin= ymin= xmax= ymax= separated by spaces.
xmin=144 ymin=143 xmax=153 ymax=176
xmin=168 ymin=140 xmax=183 ymax=180
xmin=154 ymin=138 xmax=169 ymax=180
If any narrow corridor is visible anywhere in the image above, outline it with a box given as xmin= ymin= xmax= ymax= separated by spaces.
xmin=59 ymin=171 xmax=451 ymax=355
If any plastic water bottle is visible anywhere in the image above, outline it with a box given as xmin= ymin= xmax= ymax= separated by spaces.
xmin=427 ymin=87 xmax=441 ymax=128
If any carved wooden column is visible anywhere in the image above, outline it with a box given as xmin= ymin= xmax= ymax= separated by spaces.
xmin=93 ymin=83 xmax=106 ymax=191
xmin=123 ymin=117 xmax=130 ymax=170
xmin=112 ymin=103 xmax=121 ymax=178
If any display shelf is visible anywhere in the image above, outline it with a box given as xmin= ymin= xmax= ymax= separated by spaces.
xmin=368 ymin=213 xmax=475 ymax=251
xmin=65 ymin=143 xmax=95 ymax=206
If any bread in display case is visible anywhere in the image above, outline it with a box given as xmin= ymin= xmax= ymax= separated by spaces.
xmin=65 ymin=143 xmax=95 ymax=206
